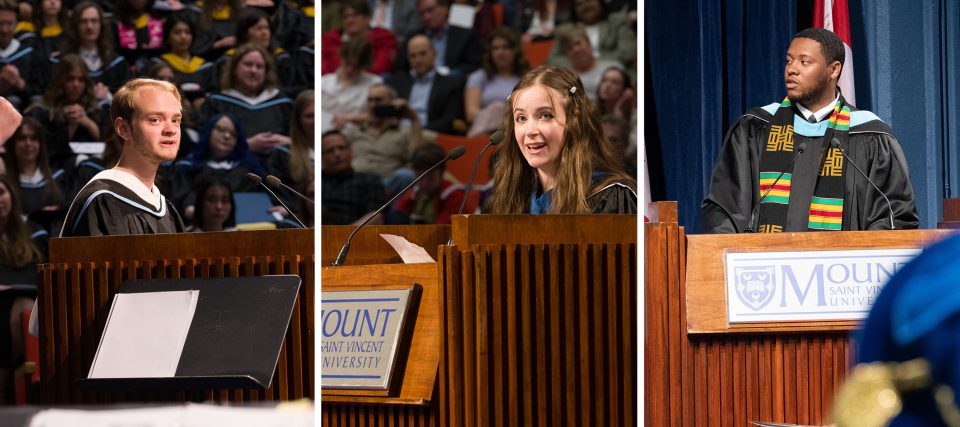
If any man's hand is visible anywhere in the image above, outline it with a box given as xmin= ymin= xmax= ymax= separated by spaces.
xmin=0 ymin=65 xmax=24 ymax=91
xmin=393 ymin=98 xmax=419 ymax=122
xmin=247 ymin=132 xmax=291 ymax=153
xmin=63 ymin=104 xmax=87 ymax=125
xmin=0 ymin=96 xmax=22 ymax=143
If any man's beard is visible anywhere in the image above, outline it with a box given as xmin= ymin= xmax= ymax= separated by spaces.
xmin=792 ymin=73 xmax=834 ymax=108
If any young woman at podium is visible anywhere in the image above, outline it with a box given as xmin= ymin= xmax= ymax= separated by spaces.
xmin=488 ymin=65 xmax=637 ymax=214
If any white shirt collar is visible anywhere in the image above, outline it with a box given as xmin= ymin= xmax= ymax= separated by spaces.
xmin=796 ymin=91 xmax=840 ymax=123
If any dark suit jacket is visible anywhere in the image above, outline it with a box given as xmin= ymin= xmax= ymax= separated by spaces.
xmin=397 ymin=25 xmax=481 ymax=79
xmin=391 ymin=70 xmax=466 ymax=134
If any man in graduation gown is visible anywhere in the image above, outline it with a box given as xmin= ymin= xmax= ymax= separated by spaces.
xmin=60 ymin=78 xmax=185 ymax=237
xmin=702 ymin=28 xmax=918 ymax=233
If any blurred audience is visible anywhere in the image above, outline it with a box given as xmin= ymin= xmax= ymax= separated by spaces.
xmin=186 ymin=176 xmax=237 ymax=232
xmin=390 ymin=34 xmax=465 ymax=134
xmin=465 ymin=27 xmax=528 ymax=137
xmin=548 ymin=0 xmax=635 ymax=69
xmin=321 ymin=0 xmax=397 ymax=76
xmin=1 ymin=117 xmax=67 ymax=221
xmin=320 ymin=36 xmax=382 ymax=131
xmin=387 ymin=143 xmax=465 ymax=224
xmin=267 ymin=89 xmax=314 ymax=210
xmin=368 ymin=0 xmax=421 ymax=46
xmin=320 ymin=129 xmax=386 ymax=225
xmin=396 ymin=0 xmax=480 ymax=79
xmin=551 ymin=24 xmax=620 ymax=102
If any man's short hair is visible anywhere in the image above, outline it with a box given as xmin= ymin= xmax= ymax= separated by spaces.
xmin=411 ymin=143 xmax=446 ymax=172
xmin=342 ymin=0 xmax=371 ymax=17
xmin=556 ymin=24 xmax=589 ymax=52
xmin=369 ymin=83 xmax=398 ymax=100
xmin=794 ymin=28 xmax=845 ymax=69
xmin=110 ymin=78 xmax=182 ymax=124
xmin=0 ymin=0 xmax=17 ymax=14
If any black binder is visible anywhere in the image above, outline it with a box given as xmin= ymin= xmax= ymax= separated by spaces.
xmin=77 ymin=275 xmax=301 ymax=391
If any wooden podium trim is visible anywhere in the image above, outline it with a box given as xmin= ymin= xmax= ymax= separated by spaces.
xmin=685 ymin=229 xmax=955 ymax=334
xmin=320 ymin=262 xmax=440 ymax=406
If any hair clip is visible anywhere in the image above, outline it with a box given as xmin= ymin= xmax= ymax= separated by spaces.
xmin=569 ymin=86 xmax=577 ymax=94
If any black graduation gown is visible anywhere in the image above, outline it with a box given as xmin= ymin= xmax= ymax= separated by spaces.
xmin=60 ymin=177 xmax=185 ymax=237
xmin=702 ymin=104 xmax=919 ymax=233
xmin=201 ymin=90 xmax=294 ymax=137
xmin=588 ymin=181 xmax=639 ymax=214
xmin=148 ymin=54 xmax=219 ymax=100
xmin=0 ymin=40 xmax=44 ymax=101
xmin=47 ymin=54 xmax=134 ymax=93
xmin=18 ymin=169 xmax=69 ymax=217
xmin=265 ymin=145 xmax=312 ymax=208
xmin=274 ymin=1 xmax=314 ymax=52
xmin=27 ymin=105 xmax=109 ymax=170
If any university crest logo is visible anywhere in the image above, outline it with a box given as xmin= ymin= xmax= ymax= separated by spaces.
xmin=734 ymin=266 xmax=775 ymax=310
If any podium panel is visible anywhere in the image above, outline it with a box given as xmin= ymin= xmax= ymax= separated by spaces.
xmin=645 ymin=201 xmax=954 ymax=426
xmin=37 ymin=229 xmax=314 ymax=404
xmin=320 ymin=216 xmax=637 ymax=426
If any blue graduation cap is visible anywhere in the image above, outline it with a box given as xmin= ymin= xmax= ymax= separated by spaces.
xmin=834 ymin=234 xmax=960 ymax=427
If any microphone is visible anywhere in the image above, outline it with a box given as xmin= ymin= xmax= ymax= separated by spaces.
xmin=829 ymin=138 xmax=896 ymax=230
xmin=245 ymin=172 xmax=307 ymax=228
xmin=265 ymin=175 xmax=315 ymax=206
xmin=446 ymin=131 xmax=505 ymax=245
xmin=333 ymin=144 xmax=467 ymax=266
xmin=745 ymin=142 xmax=807 ymax=233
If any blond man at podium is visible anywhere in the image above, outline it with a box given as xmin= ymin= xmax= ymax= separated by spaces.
xmin=59 ymin=78 xmax=186 ymax=237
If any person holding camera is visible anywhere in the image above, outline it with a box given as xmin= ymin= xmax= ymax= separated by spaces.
xmin=342 ymin=83 xmax=424 ymax=197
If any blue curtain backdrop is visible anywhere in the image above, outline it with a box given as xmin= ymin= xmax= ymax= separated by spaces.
xmin=646 ymin=0 xmax=960 ymax=232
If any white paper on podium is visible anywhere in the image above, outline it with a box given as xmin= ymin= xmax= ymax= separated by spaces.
xmin=88 ymin=290 xmax=200 ymax=379
xmin=380 ymin=234 xmax=435 ymax=264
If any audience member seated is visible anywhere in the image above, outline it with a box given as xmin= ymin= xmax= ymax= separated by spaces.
xmin=185 ymin=176 xmax=237 ymax=232
xmin=395 ymin=0 xmax=481 ymax=79
xmin=320 ymin=129 xmax=386 ymax=225
xmin=274 ymin=0 xmax=315 ymax=52
xmin=451 ymin=0 xmax=497 ymax=39
xmin=185 ymin=0 xmax=242 ymax=61
xmin=320 ymin=0 xmax=397 ymax=76
xmin=285 ymin=39 xmax=314 ymax=94
xmin=202 ymin=43 xmax=293 ymax=156
xmin=465 ymin=27 xmax=528 ymax=137
xmin=0 ymin=174 xmax=46 ymax=405
xmin=146 ymin=14 xmax=217 ymax=104
xmin=601 ymin=114 xmax=634 ymax=178
xmin=390 ymin=34 xmax=465 ymax=134
xmin=1 ymin=117 xmax=68 ymax=223
xmin=67 ymin=131 xmax=120 ymax=202
xmin=551 ymin=25 xmax=621 ymax=102
xmin=114 ymin=0 xmax=164 ymax=66
xmin=368 ymin=0 xmax=421 ymax=46
xmin=26 ymin=54 xmax=107 ymax=170
xmin=267 ymin=90 xmax=314 ymax=210
xmin=547 ymin=0 xmax=635 ymax=69
xmin=0 ymin=0 xmax=43 ymax=110
xmin=220 ymin=7 xmax=292 ymax=83
xmin=521 ymin=0 xmax=561 ymax=43
xmin=343 ymin=83 xmax=422 ymax=195
xmin=387 ymin=143 xmax=465 ymax=224
xmin=22 ymin=0 xmax=66 ymax=56
xmin=596 ymin=65 xmax=636 ymax=168
xmin=320 ymin=36 xmax=382 ymax=131
xmin=55 ymin=2 xmax=133 ymax=99
xmin=169 ymin=113 xmax=264 ymax=218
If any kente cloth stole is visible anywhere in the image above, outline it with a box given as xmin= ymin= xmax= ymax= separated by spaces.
xmin=756 ymin=95 xmax=850 ymax=233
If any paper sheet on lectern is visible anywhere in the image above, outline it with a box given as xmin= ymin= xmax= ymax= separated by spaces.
xmin=88 ymin=290 xmax=199 ymax=378
xmin=380 ymin=234 xmax=435 ymax=263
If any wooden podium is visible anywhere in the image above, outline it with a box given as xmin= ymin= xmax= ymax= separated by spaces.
xmin=321 ymin=215 xmax=638 ymax=426
xmin=36 ymin=229 xmax=314 ymax=404
xmin=645 ymin=201 xmax=953 ymax=426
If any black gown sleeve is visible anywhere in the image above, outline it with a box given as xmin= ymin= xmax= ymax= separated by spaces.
xmin=701 ymin=115 xmax=768 ymax=234
xmin=588 ymin=183 xmax=638 ymax=214
xmin=848 ymin=132 xmax=919 ymax=230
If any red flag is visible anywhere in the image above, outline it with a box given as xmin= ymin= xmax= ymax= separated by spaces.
xmin=814 ymin=0 xmax=856 ymax=106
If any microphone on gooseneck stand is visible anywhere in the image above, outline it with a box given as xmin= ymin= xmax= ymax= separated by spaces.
xmin=829 ymin=138 xmax=896 ymax=230
xmin=445 ymin=131 xmax=505 ymax=245
xmin=745 ymin=142 xmax=807 ymax=233
xmin=265 ymin=175 xmax=315 ymax=207
xmin=245 ymin=172 xmax=307 ymax=228
xmin=333 ymin=145 xmax=467 ymax=267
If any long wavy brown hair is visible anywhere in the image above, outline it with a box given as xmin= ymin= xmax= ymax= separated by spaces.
xmin=63 ymin=2 xmax=117 ymax=64
xmin=480 ymin=27 xmax=529 ymax=80
xmin=3 ymin=118 xmax=65 ymax=206
xmin=0 ymin=174 xmax=44 ymax=269
xmin=288 ymin=90 xmax=314 ymax=187
xmin=40 ymin=54 xmax=100 ymax=123
xmin=489 ymin=66 xmax=634 ymax=214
